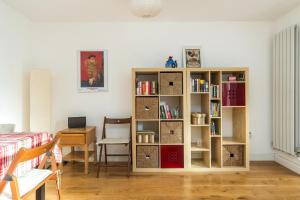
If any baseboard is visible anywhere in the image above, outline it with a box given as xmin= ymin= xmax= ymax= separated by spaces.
xmin=250 ymin=153 xmax=274 ymax=161
xmin=274 ymin=150 xmax=300 ymax=175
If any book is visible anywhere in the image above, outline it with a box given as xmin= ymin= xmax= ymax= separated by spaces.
xmin=210 ymin=84 xmax=220 ymax=98
xmin=136 ymin=80 xmax=157 ymax=95
xmin=151 ymin=81 xmax=156 ymax=95
xmin=160 ymin=104 xmax=180 ymax=119
xmin=191 ymin=79 xmax=209 ymax=92
xmin=210 ymin=121 xmax=216 ymax=135
xmin=210 ymin=102 xmax=220 ymax=117
xmin=160 ymin=105 xmax=166 ymax=119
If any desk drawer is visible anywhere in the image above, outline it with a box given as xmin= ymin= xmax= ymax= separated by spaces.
xmin=60 ymin=134 xmax=85 ymax=145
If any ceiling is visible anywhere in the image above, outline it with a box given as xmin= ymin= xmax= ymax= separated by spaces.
xmin=4 ymin=0 xmax=300 ymax=22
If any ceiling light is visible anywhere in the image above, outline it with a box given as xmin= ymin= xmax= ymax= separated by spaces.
xmin=130 ymin=0 xmax=162 ymax=18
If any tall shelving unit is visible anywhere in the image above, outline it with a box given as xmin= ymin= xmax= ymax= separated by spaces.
xmin=132 ymin=67 xmax=249 ymax=172
xmin=132 ymin=68 xmax=187 ymax=172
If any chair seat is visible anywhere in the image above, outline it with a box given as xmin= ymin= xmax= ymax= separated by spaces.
xmin=97 ymin=138 xmax=130 ymax=144
xmin=0 ymin=169 xmax=53 ymax=200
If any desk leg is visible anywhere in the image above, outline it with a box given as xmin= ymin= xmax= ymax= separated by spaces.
xmin=84 ymin=144 xmax=89 ymax=174
xmin=94 ymin=141 xmax=97 ymax=164
xmin=71 ymin=146 xmax=75 ymax=165
xmin=36 ymin=184 xmax=45 ymax=200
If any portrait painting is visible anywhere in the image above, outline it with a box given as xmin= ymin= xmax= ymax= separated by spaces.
xmin=78 ymin=50 xmax=108 ymax=92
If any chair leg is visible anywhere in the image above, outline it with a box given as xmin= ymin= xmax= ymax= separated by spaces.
xmin=97 ymin=144 xmax=103 ymax=178
xmin=104 ymin=144 xmax=108 ymax=166
xmin=56 ymin=178 xmax=61 ymax=200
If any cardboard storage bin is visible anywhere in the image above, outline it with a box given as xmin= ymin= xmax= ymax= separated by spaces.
xmin=160 ymin=121 xmax=183 ymax=144
xmin=136 ymin=97 xmax=159 ymax=119
xmin=223 ymin=145 xmax=244 ymax=167
xmin=137 ymin=145 xmax=159 ymax=168
xmin=160 ymin=73 xmax=183 ymax=95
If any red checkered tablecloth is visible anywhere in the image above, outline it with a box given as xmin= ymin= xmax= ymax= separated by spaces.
xmin=0 ymin=132 xmax=62 ymax=180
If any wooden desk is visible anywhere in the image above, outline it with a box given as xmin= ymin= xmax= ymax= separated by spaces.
xmin=59 ymin=126 xmax=97 ymax=174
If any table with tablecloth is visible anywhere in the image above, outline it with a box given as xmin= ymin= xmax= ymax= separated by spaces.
xmin=0 ymin=132 xmax=62 ymax=180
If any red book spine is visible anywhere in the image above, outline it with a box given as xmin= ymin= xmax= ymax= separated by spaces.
xmin=142 ymin=81 xmax=146 ymax=95
xmin=148 ymin=81 xmax=151 ymax=95
xmin=166 ymin=105 xmax=171 ymax=119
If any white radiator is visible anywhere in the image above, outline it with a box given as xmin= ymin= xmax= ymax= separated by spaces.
xmin=273 ymin=25 xmax=299 ymax=155
xmin=295 ymin=25 xmax=300 ymax=154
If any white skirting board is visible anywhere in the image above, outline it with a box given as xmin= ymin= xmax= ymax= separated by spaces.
xmin=274 ymin=150 xmax=300 ymax=175
xmin=251 ymin=153 xmax=274 ymax=161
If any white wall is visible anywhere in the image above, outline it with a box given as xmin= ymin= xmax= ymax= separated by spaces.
xmin=0 ymin=1 xmax=31 ymax=131
xmin=275 ymin=4 xmax=300 ymax=32
xmin=28 ymin=22 xmax=274 ymax=160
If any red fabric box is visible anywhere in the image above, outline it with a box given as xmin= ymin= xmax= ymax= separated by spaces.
xmin=222 ymin=83 xmax=245 ymax=106
xmin=160 ymin=145 xmax=184 ymax=168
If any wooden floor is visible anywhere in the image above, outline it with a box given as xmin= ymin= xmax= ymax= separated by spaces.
xmin=29 ymin=162 xmax=300 ymax=200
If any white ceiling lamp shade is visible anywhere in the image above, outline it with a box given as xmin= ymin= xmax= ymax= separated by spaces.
xmin=131 ymin=0 xmax=162 ymax=18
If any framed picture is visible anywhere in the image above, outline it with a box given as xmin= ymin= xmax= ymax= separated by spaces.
xmin=182 ymin=47 xmax=202 ymax=68
xmin=78 ymin=50 xmax=108 ymax=92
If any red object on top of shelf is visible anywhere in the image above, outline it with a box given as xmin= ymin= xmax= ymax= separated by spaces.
xmin=161 ymin=145 xmax=184 ymax=168
xmin=222 ymin=83 xmax=245 ymax=106
xmin=228 ymin=76 xmax=237 ymax=81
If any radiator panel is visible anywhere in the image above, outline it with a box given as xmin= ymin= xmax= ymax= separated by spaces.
xmin=273 ymin=25 xmax=297 ymax=155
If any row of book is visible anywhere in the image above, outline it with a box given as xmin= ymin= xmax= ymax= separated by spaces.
xmin=210 ymin=120 xmax=218 ymax=135
xmin=210 ymin=102 xmax=220 ymax=117
xmin=191 ymin=79 xmax=209 ymax=93
xmin=136 ymin=81 xmax=157 ymax=95
xmin=160 ymin=105 xmax=180 ymax=119
xmin=210 ymin=84 xmax=220 ymax=98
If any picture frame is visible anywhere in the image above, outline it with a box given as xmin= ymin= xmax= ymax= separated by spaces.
xmin=182 ymin=46 xmax=202 ymax=68
xmin=78 ymin=50 xmax=108 ymax=92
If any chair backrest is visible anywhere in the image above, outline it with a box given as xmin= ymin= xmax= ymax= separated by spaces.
xmin=102 ymin=117 xmax=132 ymax=139
xmin=0 ymin=124 xmax=15 ymax=133
xmin=0 ymin=134 xmax=60 ymax=194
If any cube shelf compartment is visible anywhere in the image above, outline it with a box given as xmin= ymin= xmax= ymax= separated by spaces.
xmin=160 ymin=121 xmax=183 ymax=144
xmin=223 ymin=145 xmax=245 ymax=167
xmin=161 ymin=145 xmax=184 ymax=168
xmin=132 ymin=67 xmax=248 ymax=172
xmin=136 ymin=145 xmax=159 ymax=168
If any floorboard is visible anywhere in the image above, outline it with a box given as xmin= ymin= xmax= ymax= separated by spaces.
xmin=29 ymin=161 xmax=300 ymax=200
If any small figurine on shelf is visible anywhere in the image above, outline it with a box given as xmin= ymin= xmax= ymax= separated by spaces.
xmin=174 ymin=60 xmax=178 ymax=68
xmin=238 ymin=73 xmax=245 ymax=81
xmin=165 ymin=56 xmax=178 ymax=68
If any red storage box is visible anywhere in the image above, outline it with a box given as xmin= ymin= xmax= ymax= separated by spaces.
xmin=160 ymin=145 xmax=184 ymax=168
xmin=222 ymin=83 xmax=245 ymax=106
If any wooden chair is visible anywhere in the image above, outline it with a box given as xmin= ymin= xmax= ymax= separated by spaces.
xmin=97 ymin=117 xmax=132 ymax=178
xmin=0 ymin=135 xmax=61 ymax=200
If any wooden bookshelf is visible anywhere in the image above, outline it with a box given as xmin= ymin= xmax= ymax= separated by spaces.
xmin=132 ymin=67 xmax=249 ymax=172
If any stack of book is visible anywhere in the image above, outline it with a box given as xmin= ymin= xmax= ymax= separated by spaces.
xmin=210 ymin=84 xmax=220 ymax=98
xmin=160 ymin=105 xmax=180 ymax=119
xmin=191 ymin=79 xmax=209 ymax=93
xmin=210 ymin=102 xmax=220 ymax=117
xmin=136 ymin=81 xmax=156 ymax=95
